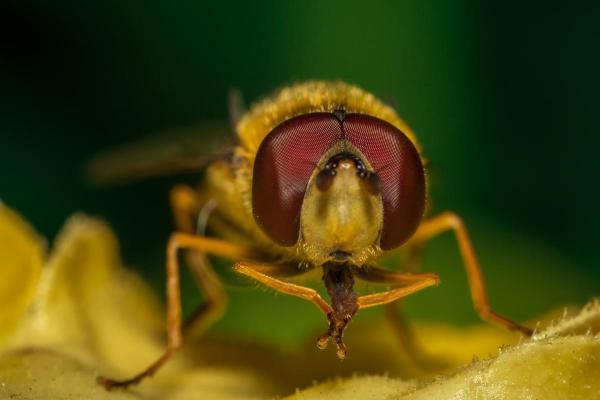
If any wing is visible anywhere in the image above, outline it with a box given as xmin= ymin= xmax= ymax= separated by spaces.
xmin=86 ymin=121 xmax=235 ymax=185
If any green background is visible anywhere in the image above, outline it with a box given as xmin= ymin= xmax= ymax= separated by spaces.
xmin=1 ymin=1 xmax=598 ymax=346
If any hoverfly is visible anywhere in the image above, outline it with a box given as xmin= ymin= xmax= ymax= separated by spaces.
xmin=93 ymin=81 xmax=532 ymax=389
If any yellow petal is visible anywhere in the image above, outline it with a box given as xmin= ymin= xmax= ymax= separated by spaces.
xmin=287 ymin=300 xmax=600 ymax=400
xmin=0 ymin=203 xmax=44 ymax=344
xmin=2 ymin=206 xmax=598 ymax=400
xmin=0 ymin=350 xmax=137 ymax=400
xmin=288 ymin=376 xmax=416 ymax=400
xmin=406 ymin=335 xmax=600 ymax=399
xmin=10 ymin=213 xmax=165 ymax=374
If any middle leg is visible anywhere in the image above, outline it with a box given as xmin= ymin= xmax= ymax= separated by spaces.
xmin=355 ymin=268 xmax=440 ymax=309
xmin=169 ymin=184 xmax=236 ymax=338
xmin=98 ymin=233 xmax=254 ymax=389
xmin=233 ymin=261 xmax=332 ymax=315
xmin=356 ymin=264 xmax=447 ymax=368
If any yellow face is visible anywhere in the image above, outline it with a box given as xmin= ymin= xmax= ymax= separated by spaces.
xmin=299 ymin=142 xmax=383 ymax=266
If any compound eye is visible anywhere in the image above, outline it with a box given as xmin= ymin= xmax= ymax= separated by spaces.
xmin=343 ymin=115 xmax=426 ymax=250
xmin=252 ymin=113 xmax=342 ymax=246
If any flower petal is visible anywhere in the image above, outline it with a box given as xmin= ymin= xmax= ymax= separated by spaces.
xmin=0 ymin=203 xmax=44 ymax=344
xmin=0 ymin=349 xmax=137 ymax=400
xmin=9 ymin=213 xmax=165 ymax=375
xmin=287 ymin=300 xmax=600 ymax=400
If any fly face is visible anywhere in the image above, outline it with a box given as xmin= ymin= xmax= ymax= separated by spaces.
xmin=300 ymin=147 xmax=384 ymax=266
xmin=250 ymin=110 xmax=426 ymax=266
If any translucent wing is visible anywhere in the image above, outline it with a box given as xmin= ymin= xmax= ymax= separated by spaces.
xmin=86 ymin=121 xmax=235 ymax=185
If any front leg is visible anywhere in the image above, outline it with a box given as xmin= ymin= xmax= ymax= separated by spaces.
xmin=233 ymin=261 xmax=332 ymax=315
xmin=235 ymin=261 xmax=364 ymax=359
xmin=317 ymin=264 xmax=440 ymax=359
xmin=233 ymin=262 xmax=350 ymax=355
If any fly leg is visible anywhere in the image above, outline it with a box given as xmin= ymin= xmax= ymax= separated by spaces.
xmin=376 ymin=241 xmax=429 ymax=350
xmin=411 ymin=212 xmax=533 ymax=336
xmin=233 ymin=261 xmax=439 ymax=361
xmin=233 ymin=261 xmax=361 ymax=360
xmin=356 ymin=265 xmax=447 ymax=368
xmin=233 ymin=261 xmax=355 ymax=357
xmin=168 ymin=185 xmax=229 ymax=338
xmin=380 ymin=244 xmax=427 ymax=352
xmin=233 ymin=261 xmax=332 ymax=315
xmin=316 ymin=264 xmax=439 ymax=360
xmin=354 ymin=270 xmax=440 ymax=308
xmin=170 ymin=184 xmax=202 ymax=234
xmin=97 ymin=232 xmax=254 ymax=390
xmin=352 ymin=269 xmax=440 ymax=360
xmin=98 ymin=233 xmax=251 ymax=389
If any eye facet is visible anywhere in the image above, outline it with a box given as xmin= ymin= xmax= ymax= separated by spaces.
xmin=343 ymin=115 xmax=425 ymax=250
xmin=252 ymin=113 xmax=342 ymax=246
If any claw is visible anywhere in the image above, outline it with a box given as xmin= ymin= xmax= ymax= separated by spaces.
xmin=335 ymin=341 xmax=347 ymax=359
xmin=315 ymin=311 xmax=352 ymax=359
xmin=97 ymin=376 xmax=115 ymax=391
xmin=97 ymin=376 xmax=132 ymax=391
xmin=317 ymin=333 xmax=330 ymax=350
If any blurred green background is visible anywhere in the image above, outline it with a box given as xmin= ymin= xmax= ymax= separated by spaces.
xmin=1 ymin=1 xmax=598 ymax=346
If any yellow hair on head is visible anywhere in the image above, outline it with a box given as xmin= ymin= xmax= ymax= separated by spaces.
xmin=236 ymin=81 xmax=420 ymax=157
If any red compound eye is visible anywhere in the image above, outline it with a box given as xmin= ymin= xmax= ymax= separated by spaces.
xmin=343 ymin=115 xmax=425 ymax=250
xmin=252 ymin=113 xmax=342 ymax=246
